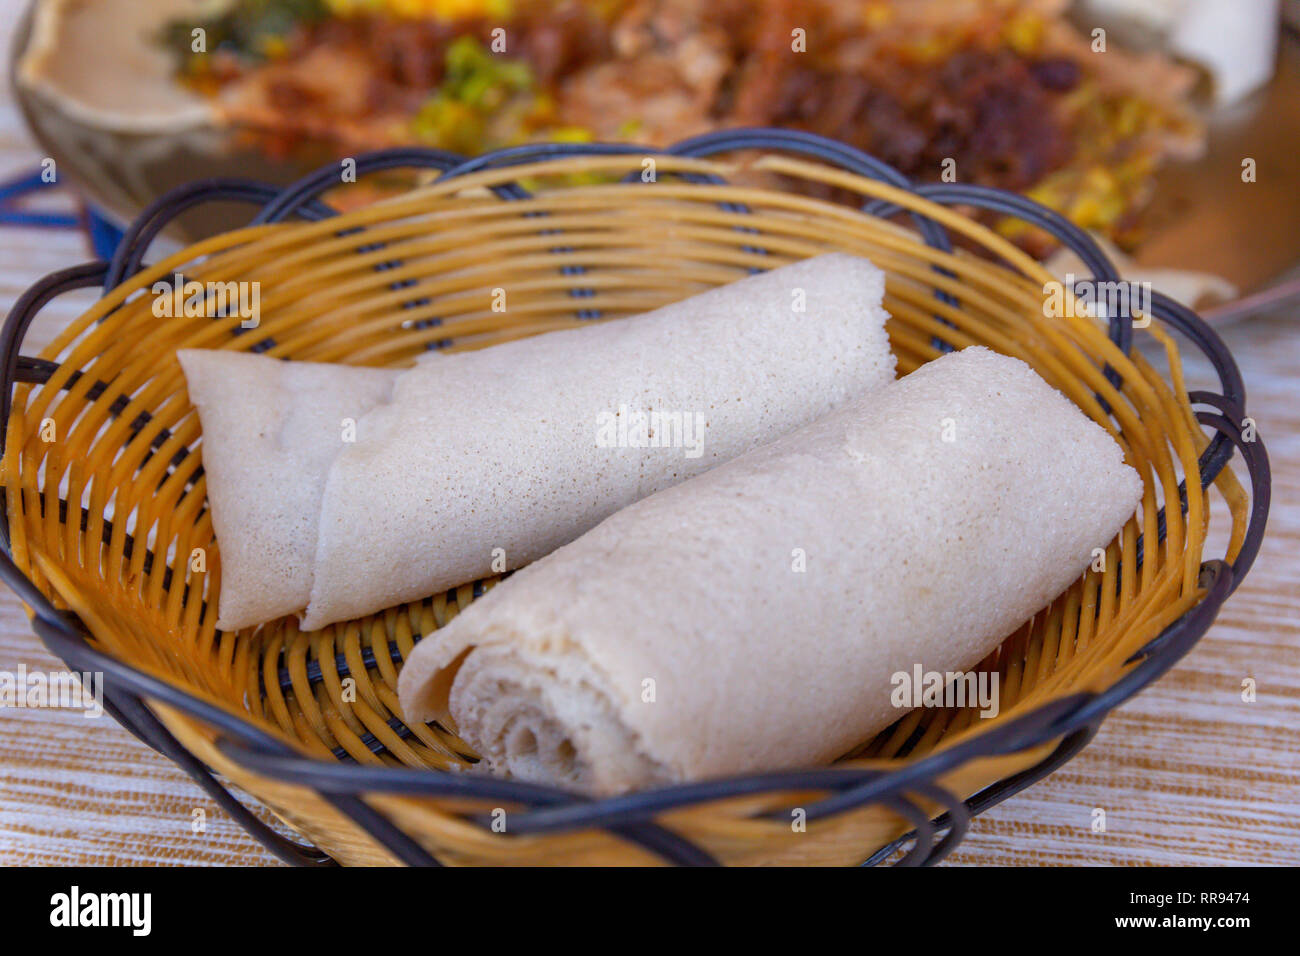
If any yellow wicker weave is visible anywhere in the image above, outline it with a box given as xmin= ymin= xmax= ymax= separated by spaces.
xmin=0 ymin=152 xmax=1250 ymax=865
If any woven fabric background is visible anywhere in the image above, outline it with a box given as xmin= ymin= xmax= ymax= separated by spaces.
xmin=0 ymin=5 xmax=1296 ymax=866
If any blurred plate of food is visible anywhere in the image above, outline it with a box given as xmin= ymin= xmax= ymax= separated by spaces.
xmin=10 ymin=0 xmax=1298 ymax=320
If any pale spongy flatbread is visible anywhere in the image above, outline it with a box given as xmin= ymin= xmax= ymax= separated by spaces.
xmin=397 ymin=347 xmax=1143 ymax=795
xmin=178 ymin=350 xmax=399 ymax=631
xmin=181 ymin=254 xmax=895 ymax=632
xmin=18 ymin=0 xmax=218 ymax=131
xmin=302 ymin=253 xmax=895 ymax=628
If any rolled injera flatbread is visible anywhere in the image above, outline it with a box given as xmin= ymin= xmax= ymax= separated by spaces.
xmin=178 ymin=351 xmax=400 ymax=631
xmin=397 ymin=347 xmax=1144 ymax=795
xmin=299 ymin=253 xmax=895 ymax=628
xmin=181 ymin=253 xmax=896 ymax=631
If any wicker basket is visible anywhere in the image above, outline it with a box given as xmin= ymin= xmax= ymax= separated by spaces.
xmin=0 ymin=130 xmax=1269 ymax=866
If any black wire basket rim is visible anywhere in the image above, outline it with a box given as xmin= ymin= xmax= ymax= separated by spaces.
xmin=0 ymin=128 xmax=1271 ymax=866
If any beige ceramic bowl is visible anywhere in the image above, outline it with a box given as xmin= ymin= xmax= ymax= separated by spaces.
xmin=10 ymin=0 xmax=313 ymax=240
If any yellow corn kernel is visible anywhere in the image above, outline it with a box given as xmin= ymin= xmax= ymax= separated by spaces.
xmin=1002 ymin=12 xmax=1045 ymax=55
xmin=327 ymin=0 xmax=514 ymax=20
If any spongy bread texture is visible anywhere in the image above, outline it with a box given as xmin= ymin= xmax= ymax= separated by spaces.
xmin=177 ymin=350 xmax=399 ymax=631
xmin=300 ymin=253 xmax=895 ymax=628
xmin=397 ymin=346 xmax=1144 ymax=795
